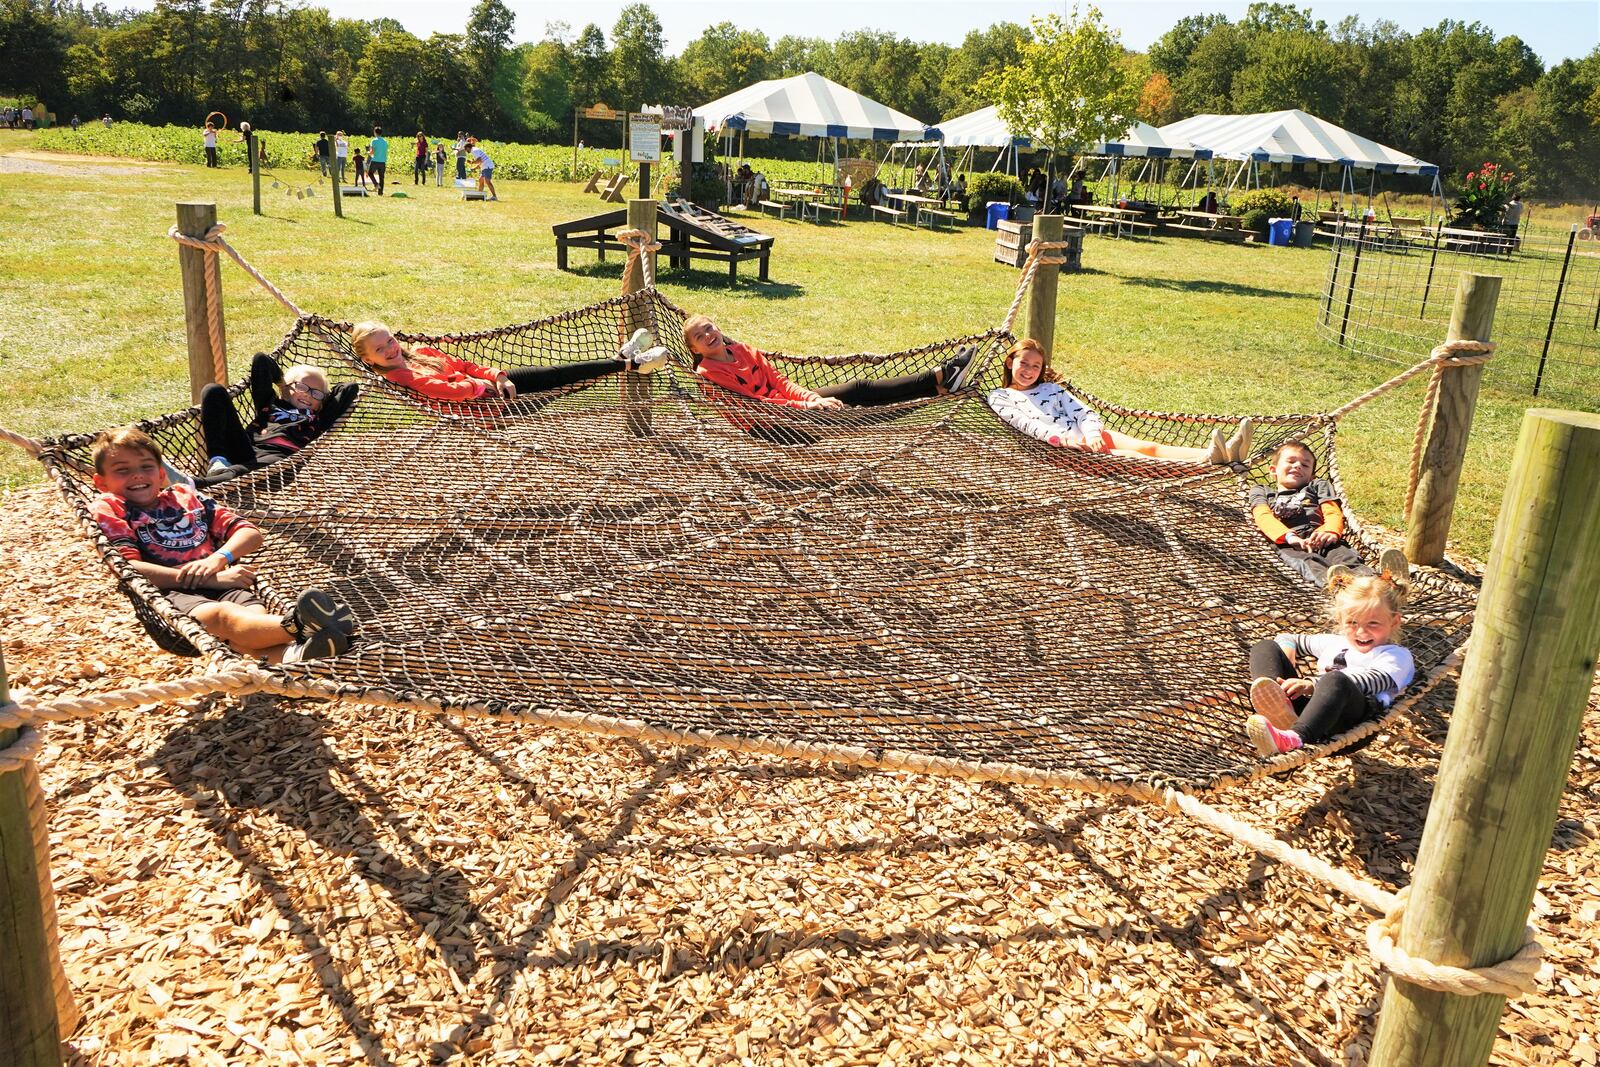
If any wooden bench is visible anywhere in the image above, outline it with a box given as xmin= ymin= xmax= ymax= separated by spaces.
xmin=1164 ymin=223 xmax=1223 ymax=238
xmin=813 ymin=202 xmax=845 ymax=222
xmin=916 ymin=207 xmax=957 ymax=230
xmin=871 ymin=204 xmax=907 ymax=225
xmin=1068 ymin=216 xmax=1110 ymax=235
xmin=580 ymin=172 xmax=603 ymax=194
xmin=1122 ymin=220 xmax=1158 ymax=237
xmin=757 ymin=199 xmax=790 ymax=220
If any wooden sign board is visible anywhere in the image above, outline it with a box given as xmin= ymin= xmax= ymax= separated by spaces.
xmin=581 ymin=104 xmax=621 ymax=120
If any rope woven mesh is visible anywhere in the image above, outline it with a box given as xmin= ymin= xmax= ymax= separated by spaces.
xmin=1318 ymin=222 xmax=1600 ymax=408
xmin=35 ymin=288 xmax=1478 ymax=793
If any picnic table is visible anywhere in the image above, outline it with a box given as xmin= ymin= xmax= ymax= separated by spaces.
xmin=1074 ymin=203 xmax=1154 ymax=238
xmin=775 ymin=187 xmax=824 ymax=221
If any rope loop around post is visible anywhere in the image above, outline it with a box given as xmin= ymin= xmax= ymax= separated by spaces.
xmin=0 ymin=723 xmax=44 ymax=773
xmin=1366 ymin=888 xmax=1544 ymax=998
xmin=999 ymin=239 xmax=1071 ymax=335
xmin=1404 ymin=338 xmax=1497 ymax=519
xmin=616 ymin=227 xmax=662 ymax=291
xmin=167 ymin=222 xmax=307 ymax=322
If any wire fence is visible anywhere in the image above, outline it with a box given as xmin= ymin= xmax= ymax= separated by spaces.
xmin=1318 ymin=219 xmax=1600 ymax=410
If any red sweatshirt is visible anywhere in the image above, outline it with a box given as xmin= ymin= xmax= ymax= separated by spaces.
xmin=694 ymin=341 xmax=820 ymax=408
xmin=382 ymin=346 xmax=499 ymax=401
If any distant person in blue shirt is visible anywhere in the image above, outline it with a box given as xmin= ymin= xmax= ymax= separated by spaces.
xmin=368 ymin=126 xmax=389 ymax=195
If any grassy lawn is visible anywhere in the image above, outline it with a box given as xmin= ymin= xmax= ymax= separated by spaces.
xmin=1 ymin=128 xmax=1584 ymax=560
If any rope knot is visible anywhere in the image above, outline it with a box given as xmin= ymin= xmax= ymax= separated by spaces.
xmin=1366 ymin=887 xmax=1544 ymax=998
xmin=1429 ymin=338 xmax=1496 ymax=367
xmin=616 ymin=227 xmax=663 ymax=254
xmin=0 ymin=721 xmax=45 ymax=774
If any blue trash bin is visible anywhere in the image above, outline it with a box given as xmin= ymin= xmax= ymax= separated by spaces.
xmin=1268 ymin=217 xmax=1294 ymax=246
xmin=986 ymin=201 xmax=1011 ymax=230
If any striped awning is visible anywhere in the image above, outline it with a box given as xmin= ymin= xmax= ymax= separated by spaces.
xmin=694 ymin=72 xmax=937 ymax=143
xmin=897 ymin=107 xmax=1210 ymax=159
xmin=1160 ymin=110 xmax=1437 ymax=176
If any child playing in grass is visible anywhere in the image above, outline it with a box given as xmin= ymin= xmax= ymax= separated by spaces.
xmin=350 ymin=321 xmax=667 ymax=402
xmin=91 ymin=427 xmax=355 ymax=663
xmin=683 ymin=314 xmax=974 ymax=410
xmin=352 ymin=146 xmax=367 ymax=189
xmin=1244 ymin=570 xmax=1413 ymax=756
xmin=1251 ymin=439 xmax=1389 ymax=587
xmin=197 ymin=353 xmax=358 ymax=485
xmin=986 ymin=338 xmax=1250 ymax=464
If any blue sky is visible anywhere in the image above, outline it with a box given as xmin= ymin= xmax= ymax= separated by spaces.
xmin=339 ymin=1 xmax=1597 ymax=65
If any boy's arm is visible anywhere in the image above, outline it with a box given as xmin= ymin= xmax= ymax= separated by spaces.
xmin=1312 ymin=500 xmax=1346 ymax=537
xmin=1247 ymin=487 xmax=1294 ymax=543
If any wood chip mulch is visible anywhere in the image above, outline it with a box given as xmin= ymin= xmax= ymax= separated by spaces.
xmin=3 ymin=484 xmax=1596 ymax=1067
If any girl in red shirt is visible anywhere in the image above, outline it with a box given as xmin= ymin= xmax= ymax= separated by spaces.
xmin=684 ymin=315 xmax=974 ymax=410
xmin=351 ymin=321 xmax=666 ymax=402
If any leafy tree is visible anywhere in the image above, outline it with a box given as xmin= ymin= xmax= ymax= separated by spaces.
xmin=570 ymin=24 xmax=610 ymax=107
xmin=1147 ymin=13 xmax=1227 ymax=82
xmin=1240 ymin=2 xmax=1321 ymax=36
xmin=938 ymin=22 xmax=1030 ymax=118
xmin=981 ymin=8 xmax=1139 ymax=210
xmin=609 ymin=3 xmax=669 ymax=107
xmin=1174 ymin=21 xmax=1246 ymax=114
xmin=768 ymin=35 xmax=832 ymax=78
xmin=350 ymin=27 xmax=432 ymax=127
xmin=0 ymin=0 xmax=72 ymax=102
xmin=1230 ymin=29 xmax=1346 ymax=116
xmin=1136 ymin=71 xmax=1178 ymax=126
xmin=465 ymin=0 xmax=513 ymax=87
xmin=522 ymin=39 xmax=572 ymax=139
xmin=830 ymin=29 xmax=932 ymax=119
xmin=679 ymin=22 xmax=770 ymax=103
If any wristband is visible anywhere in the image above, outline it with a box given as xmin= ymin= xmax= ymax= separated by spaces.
xmin=215 ymin=548 xmax=236 ymax=565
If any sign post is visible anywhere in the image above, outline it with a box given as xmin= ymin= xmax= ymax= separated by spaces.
xmin=629 ymin=111 xmax=662 ymax=200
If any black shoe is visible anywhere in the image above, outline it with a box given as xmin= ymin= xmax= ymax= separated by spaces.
xmin=940 ymin=345 xmax=978 ymax=392
xmin=284 ymin=587 xmax=356 ymax=643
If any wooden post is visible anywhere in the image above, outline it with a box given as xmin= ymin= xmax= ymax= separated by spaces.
xmin=1404 ymin=273 xmax=1500 ymax=565
xmin=0 ymin=647 xmax=66 ymax=1066
xmin=1027 ymin=214 xmax=1063 ymax=351
xmin=621 ymin=198 xmax=657 ymax=438
xmin=175 ymin=202 xmax=226 ymax=405
xmin=1370 ymin=409 xmax=1600 ymax=1067
xmin=250 ymin=137 xmax=262 ymax=216
xmin=332 ymin=156 xmax=343 ymax=219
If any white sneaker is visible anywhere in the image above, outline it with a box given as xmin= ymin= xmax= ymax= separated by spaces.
xmin=631 ymin=345 xmax=669 ymax=374
xmin=620 ymin=327 xmax=655 ymax=361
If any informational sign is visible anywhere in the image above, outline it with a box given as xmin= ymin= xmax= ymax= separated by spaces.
xmin=581 ymin=104 xmax=620 ymax=120
xmin=629 ymin=112 xmax=662 ymax=163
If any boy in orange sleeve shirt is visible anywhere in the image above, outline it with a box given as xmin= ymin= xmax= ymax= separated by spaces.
xmin=1249 ymin=440 xmax=1374 ymax=587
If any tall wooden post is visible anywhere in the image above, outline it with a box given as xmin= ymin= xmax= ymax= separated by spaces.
xmin=621 ymin=198 xmax=657 ymax=438
xmin=332 ymin=157 xmax=343 ymax=219
xmin=250 ymin=137 xmax=262 ymax=216
xmin=176 ymin=202 xmax=226 ymax=404
xmin=1027 ymin=214 xmax=1063 ymax=352
xmin=1370 ymin=409 xmax=1600 ymax=1067
xmin=0 ymin=648 xmax=67 ymax=1066
xmin=1404 ymin=273 xmax=1500 ymax=565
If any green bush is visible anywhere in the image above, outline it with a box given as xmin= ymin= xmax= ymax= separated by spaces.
xmin=967 ymin=172 xmax=1025 ymax=215
xmin=1228 ymin=189 xmax=1298 ymax=235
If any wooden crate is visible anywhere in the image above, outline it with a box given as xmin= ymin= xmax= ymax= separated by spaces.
xmin=994 ymin=221 xmax=1083 ymax=272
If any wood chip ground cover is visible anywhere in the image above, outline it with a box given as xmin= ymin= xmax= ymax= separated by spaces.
xmin=3 ymin=485 xmax=1596 ymax=1066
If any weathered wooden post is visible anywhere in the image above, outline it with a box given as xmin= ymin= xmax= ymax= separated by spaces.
xmin=1027 ymin=213 xmax=1063 ymax=352
xmin=621 ymin=198 xmax=658 ymax=438
xmin=175 ymin=202 xmax=227 ymax=404
xmin=1405 ymin=273 xmax=1500 ymax=565
xmin=0 ymin=647 xmax=72 ymax=1065
xmin=1370 ymin=409 xmax=1600 ymax=1067
xmin=249 ymin=136 xmax=262 ymax=216
xmin=332 ymin=158 xmax=343 ymax=219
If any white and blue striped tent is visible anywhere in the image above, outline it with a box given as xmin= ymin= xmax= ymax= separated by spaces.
xmin=1160 ymin=109 xmax=1436 ymax=175
xmin=897 ymin=106 xmax=1211 ymax=159
xmin=694 ymin=72 xmax=936 ymax=143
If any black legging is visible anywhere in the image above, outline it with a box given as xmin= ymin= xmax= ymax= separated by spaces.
xmin=1249 ymin=639 xmax=1376 ymax=745
xmin=814 ymin=369 xmax=941 ymax=406
xmin=198 ymin=353 xmax=358 ymax=483
xmin=504 ymin=358 xmax=626 ymax=394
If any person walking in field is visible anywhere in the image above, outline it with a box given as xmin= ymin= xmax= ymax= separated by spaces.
xmin=203 ymin=122 xmax=219 ymax=168
xmin=433 ymin=142 xmax=447 ymax=187
xmin=413 ymin=130 xmax=428 ymax=185
xmin=368 ymin=126 xmax=388 ymax=195
xmin=334 ymin=130 xmax=348 ymax=183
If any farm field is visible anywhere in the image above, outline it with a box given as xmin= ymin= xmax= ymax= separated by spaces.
xmin=1 ymin=131 xmax=1598 ymax=1067
xmin=2 ymin=129 xmax=1587 ymax=559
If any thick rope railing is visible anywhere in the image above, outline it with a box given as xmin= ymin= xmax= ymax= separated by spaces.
xmin=168 ymin=222 xmax=308 ymax=323
xmin=616 ymin=228 xmax=662 ymax=291
xmin=999 ymin=239 xmax=1070 ymax=335
xmin=0 ymin=426 xmax=45 ymax=457
xmin=0 ymin=659 xmax=1543 ymax=999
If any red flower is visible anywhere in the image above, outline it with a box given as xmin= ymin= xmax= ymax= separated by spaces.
xmin=1479 ymin=182 xmax=1486 ymax=190
xmin=1467 ymin=171 xmax=1476 ymax=180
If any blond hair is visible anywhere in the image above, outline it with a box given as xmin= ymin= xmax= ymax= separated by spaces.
xmin=91 ymin=426 xmax=163 ymax=474
xmin=350 ymin=320 xmax=447 ymax=374
xmin=1329 ymin=573 xmax=1407 ymax=634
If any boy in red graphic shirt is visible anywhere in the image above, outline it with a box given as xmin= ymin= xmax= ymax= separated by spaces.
xmin=91 ymin=427 xmax=355 ymax=662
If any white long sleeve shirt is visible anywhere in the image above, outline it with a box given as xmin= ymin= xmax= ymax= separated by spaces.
xmin=987 ymin=383 xmax=1105 ymax=448
xmin=1275 ymin=633 xmax=1415 ymax=707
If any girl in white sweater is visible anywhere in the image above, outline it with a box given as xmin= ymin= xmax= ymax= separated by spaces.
xmin=985 ymin=339 xmax=1249 ymax=464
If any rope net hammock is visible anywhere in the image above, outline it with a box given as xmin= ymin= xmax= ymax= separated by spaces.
xmin=29 ymin=286 xmax=1477 ymax=795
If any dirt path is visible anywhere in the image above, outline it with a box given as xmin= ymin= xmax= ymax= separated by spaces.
xmin=0 ymin=148 xmax=168 ymax=177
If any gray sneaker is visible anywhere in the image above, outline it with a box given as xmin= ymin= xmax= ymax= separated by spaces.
xmin=620 ymin=327 xmax=655 ymax=361
xmin=282 ymin=627 xmax=350 ymax=663
xmin=631 ymin=345 xmax=670 ymax=374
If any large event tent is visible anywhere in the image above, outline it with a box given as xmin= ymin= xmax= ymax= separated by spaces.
xmin=694 ymin=71 xmax=935 ymax=144
xmin=1160 ymin=109 xmax=1439 ymax=207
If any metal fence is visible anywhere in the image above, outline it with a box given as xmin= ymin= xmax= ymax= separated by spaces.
xmin=1318 ymin=220 xmax=1600 ymax=410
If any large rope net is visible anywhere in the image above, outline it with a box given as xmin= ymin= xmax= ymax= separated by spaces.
xmin=29 ymin=286 xmax=1478 ymax=796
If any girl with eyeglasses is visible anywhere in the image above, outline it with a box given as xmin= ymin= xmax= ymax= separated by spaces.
xmin=196 ymin=353 xmax=360 ymax=485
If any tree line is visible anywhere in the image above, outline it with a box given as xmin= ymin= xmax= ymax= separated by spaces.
xmin=2 ymin=0 xmax=1598 ymax=196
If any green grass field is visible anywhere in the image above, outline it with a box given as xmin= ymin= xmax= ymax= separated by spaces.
xmin=1 ymin=128 xmax=1587 ymax=560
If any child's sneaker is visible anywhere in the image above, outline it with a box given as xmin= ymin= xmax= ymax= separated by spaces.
xmin=282 ymin=627 xmax=351 ymax=663
xmin=940 ymin=345 xmax=977 ymax=392
xmin=619 ymin=327 xmax=655 ymax=361
xmin=1224 ymin=417 xmax=1254 ymax=462
xmin=631 ymin=345 xmax=669 ymax=374
xmin=1377 ymin=547 xmax=1410 ymax=588
xmin=1247 ymin=714 xmax=1303 ymax=756
xmin=1248 ymin=676 xmax=1298 ymax=730
xmin=162 ymin=460 xmax=196 ymax=488
xmin=1205 ymin=426 xmax=1230 ymax=464
xmin=283 ymin=588 xmax=357 ymax=643
xmin=1324 ymin=563 xmax=1357 ymax=587
xmin=207 ymin=455 xmax=235 ymax=476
